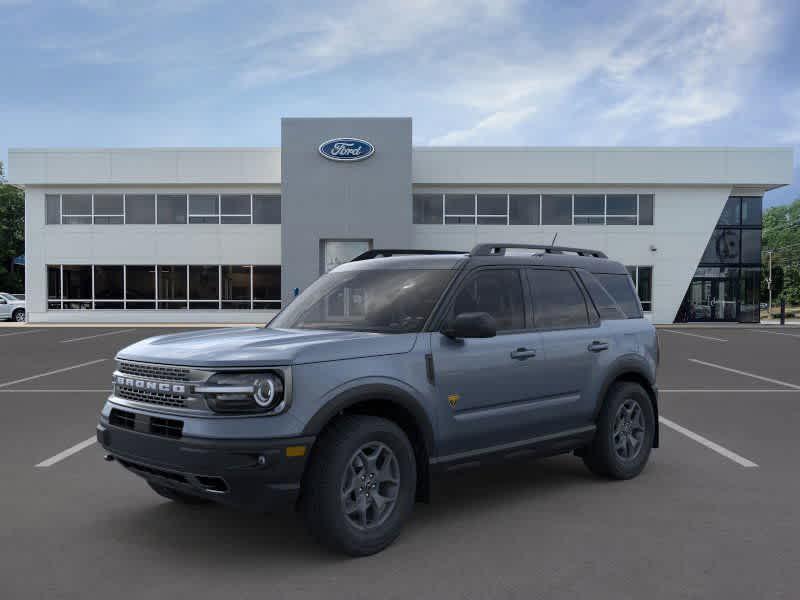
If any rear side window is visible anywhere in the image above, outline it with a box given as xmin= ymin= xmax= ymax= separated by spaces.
xmin=594 ymin=273 xmax=643 ymax=318
xmin=576 ymin=270 xmax=626 ymax=320
xmin=527 ymin=269 xmax=589 ymax=330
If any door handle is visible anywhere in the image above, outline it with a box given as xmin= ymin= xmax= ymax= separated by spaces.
xmin=510 ymin=347 xmax=537 ymax=360
xmin=588 ymin=340 xmax=609 ymax=352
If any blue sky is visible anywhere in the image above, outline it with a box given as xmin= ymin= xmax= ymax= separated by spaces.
xmin=1 ymin=0 xmax=798 ymax=206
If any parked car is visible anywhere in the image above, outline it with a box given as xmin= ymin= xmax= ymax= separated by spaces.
xmin=0 ymin=293 xmax=26 ymax=322
xmin=760 ymin=302 xmax=769 ymax=310
xmin=97 ymin=244 xmax=659 ymax=556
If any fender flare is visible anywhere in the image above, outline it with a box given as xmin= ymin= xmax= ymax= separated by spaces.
xmin=595 ymin=355 xmax=660 ymax=448
xmin=301 ymin=382 xmax=436 ymax=456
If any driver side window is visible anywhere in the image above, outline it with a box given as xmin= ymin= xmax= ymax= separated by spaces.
xmin=450 ymin=269 xmax=525 ymax=331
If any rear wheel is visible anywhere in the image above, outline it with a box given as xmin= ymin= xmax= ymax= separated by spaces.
xmin=302 ymin=415 xmax=416 ymax=556
xmin=12 ymin=309 xmax=25 ymax=322
xmin=583 ymin=381 xmax=655 ymax=479
xmin=148 ymin=481 xmax=209 ymax=505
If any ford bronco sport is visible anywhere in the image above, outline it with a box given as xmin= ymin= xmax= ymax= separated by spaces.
xmin=97 ymin=244 xmax=659 ymax=556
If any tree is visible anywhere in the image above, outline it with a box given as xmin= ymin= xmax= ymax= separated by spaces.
xmin=762 ymin=197 xmax=800 ymax=305
xmin=0 ymin=162 xmax=25 ymax=293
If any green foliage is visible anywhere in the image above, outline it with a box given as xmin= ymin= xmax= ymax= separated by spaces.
xmin=762 ymin=197 xmax=800 ymax=305
xmin=0 ymin=162 xmax=25 ymax=293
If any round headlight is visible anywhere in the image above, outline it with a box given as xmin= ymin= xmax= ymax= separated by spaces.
xmin=254 ymin=375 xmax=284 ymax=409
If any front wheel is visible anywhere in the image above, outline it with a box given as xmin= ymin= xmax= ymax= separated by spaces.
xmin=302 ymin=415 xmax=417 ymax=556
xmin=583 ymin=381 xmax=655 ymax=479
xmin=12 ymin=309 xmax=25 ymax=322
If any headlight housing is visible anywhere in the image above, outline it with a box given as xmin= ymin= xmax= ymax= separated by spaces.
xmin=197 ymin=372 xmax=287 ymax=415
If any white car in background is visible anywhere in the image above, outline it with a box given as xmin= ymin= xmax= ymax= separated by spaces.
xmin=0 ymin=293 xmax=26 ymax=322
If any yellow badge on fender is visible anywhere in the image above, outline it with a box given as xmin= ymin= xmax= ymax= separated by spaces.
xmin=447 ymin=393 xmax=460 ymax=408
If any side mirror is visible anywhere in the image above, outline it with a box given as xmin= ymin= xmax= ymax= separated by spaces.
xmin=442 ymin=312 xmax=497 ymax=339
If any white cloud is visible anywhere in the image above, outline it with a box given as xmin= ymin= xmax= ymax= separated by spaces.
xmin=429 ymin=107 xmax=536 ymax=145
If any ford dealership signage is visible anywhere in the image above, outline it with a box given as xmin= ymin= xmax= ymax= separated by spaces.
xmin=319 ymin=138 xmax=375 ymax=162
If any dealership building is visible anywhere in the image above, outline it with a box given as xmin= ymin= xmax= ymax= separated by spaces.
xmin=8 ymin=117 xmax=794 ymax=324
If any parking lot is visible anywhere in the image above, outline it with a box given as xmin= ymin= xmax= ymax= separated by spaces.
xmin=2 ymin=324 xmax=799 ymax=599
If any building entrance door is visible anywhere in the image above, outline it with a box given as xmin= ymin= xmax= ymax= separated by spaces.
xmin=684 ymin=277 xmax=738 ymax=321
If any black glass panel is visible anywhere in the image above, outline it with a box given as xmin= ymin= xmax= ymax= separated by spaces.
xmin=638 ymin=194 xmax=654 ymax=225
xmin=541 ymin=195 xmax=571 ymax=225
xmin=717 ymin=197 xmax=741 ymax=226
xmin=740 ymin=229 xmax=761 ymax=263
xmin=62 ymin=266 xmax=91 ymax=299
xmin=253 ymin=195 xmax=281 ymax=224
xmin=477 ymin=194 xmax=507 ymax=216
xmin=509 ymin=195 xmax=540 ymax=225
xmin=741 ymin=197 xmax=762 ymax=226
xmin=702 ymin=229 xmax=740 ymax=263
xmin=126 ymin=266 xmax=155 ymax=299
xmin=158 ymin=266 xmax=187 ymax=300
xmin=189 ymin=265 xmax=219 ymax=301
xmin=739 ymin=267 xmax=760 ymax=323
xmin=222 ymin=266 xmax=250 ymax=301
xmin=93 ymin=266 xmax=123 ymax=299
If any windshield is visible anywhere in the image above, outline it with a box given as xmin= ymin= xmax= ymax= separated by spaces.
xmin=269 ymin=269 xmax=455 ymax=333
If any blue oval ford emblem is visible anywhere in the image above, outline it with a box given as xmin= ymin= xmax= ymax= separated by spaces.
xmin=318 ymin=138 xmax=375 ymax=162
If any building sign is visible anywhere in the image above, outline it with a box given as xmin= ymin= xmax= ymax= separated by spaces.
xmin=318 ymin=138 xmax=375 ymax=162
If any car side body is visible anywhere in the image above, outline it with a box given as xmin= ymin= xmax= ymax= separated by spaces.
xmin=0 ymin=293 xmax=26 ymax=321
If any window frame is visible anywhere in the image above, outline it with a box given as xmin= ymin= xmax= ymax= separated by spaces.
xmin=624 ymin=265 xmax=653 ymax=313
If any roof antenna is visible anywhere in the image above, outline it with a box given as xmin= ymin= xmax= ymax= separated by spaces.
xmin=550 ymin=232 xmax=558 ymax=247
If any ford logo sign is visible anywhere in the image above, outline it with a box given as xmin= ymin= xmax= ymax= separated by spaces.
xmin=318 ymin=138 xmax=375 ymax=162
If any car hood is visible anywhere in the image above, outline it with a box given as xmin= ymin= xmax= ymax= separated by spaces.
xmin=116 ymin=327 xmax=419 ymax=368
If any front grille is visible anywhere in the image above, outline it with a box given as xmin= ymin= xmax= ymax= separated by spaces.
xmin=150 ymin=416 xmax=183 ymax=439
xmin=118 ymin=361 xmax=191 ymax=382
xmin=116 ymin=386 xmax=187 ymax=408
xmin=109 ymin=408 xmax=136 ymax=430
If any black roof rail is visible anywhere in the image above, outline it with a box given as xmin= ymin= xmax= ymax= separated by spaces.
xmin=470 ymin=243 xmax=607 ymax=259
xmin=350 ymin=249 xmax=466 ymax=262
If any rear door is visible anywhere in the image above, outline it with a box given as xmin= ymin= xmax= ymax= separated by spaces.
xmin=430 ymin=267 xmax=549 ymax=457
xmin=525 ymin=268 xmax=609 ymax=431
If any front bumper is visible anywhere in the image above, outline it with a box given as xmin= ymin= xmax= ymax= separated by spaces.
xmin=97 ymin=415 xmax=314 ymax=512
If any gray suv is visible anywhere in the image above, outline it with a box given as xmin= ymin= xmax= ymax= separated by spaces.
xmin=97 ymin=244 xmax=659 ymax=556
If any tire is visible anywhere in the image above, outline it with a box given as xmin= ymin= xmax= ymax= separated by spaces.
xmin=583 ymin=381 xmax=655 ymax=480
xmin=302 ymin=415 xmax=417 ymax=556
xmin=12 ymin=309 xmax=25 ymax=322
xmin=148 ymin=481 xmax=210 ymax=505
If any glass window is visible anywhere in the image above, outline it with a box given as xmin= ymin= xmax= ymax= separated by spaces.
xmin=528 ymin=269 xmax=589 ymax=329
xmin=61 ymin=194 xmax=92 ymax=224
xmin=740 ymin=229 xmax=761 ymax=263
xmin=605 ymin=194 xmax=637 ymax=225
xmin=271 ymin=269 xmax=454 ymax=333
xmin=157 ymin=194 xmax=187 ymax=224
xmin=62 ymin=265 xmax=92 ymax=302
xmin=638 ymin=194 xmax=654 ymax=225
xmin=125 ymin=194 xmax=155 ymax=224
xmin=253 ymin=194 xmax=281 ymax=224
xmin=158 ymin=265 xmax=187 ymax=308
xmin=509 ymin=194 xmax=540 ymax=225
xmin=189 ymin=265 xmax=219 ymax=308
xmin=222 ymin=265 xmax=251 ymax=309
xmin=444 ymin=194 xmax=475 ymax=224
xmin=739 ymin=267 xmax=760 ymax=323
xmin=449 ymin=269 xmax=525 ymax=331
xmin=717 ymin=197 xmax=741 ymax=226
xmin=476 ymin=194 xmax=507 ymax=224
xmin=126 ymin=266 xmax=155 ymax=300
xmin=93 ymin=194 xmax=124 ymax=224
xmin=702 ymin=229 xmax=741 ymax=263
xmin=221 ymin=194 xmax=251 ymax=224
xmin=47 ymin=266 xmax=61 ymax=301
xmin=741 ymin=197 xmax=762 ymax=226
xmin=541 ymin=195 xmax=571 ymax=225
xmin=253 ymin=266 xmax=281 ymax=309
xmin=637 ymin=266 xmax=653 ymax=311
xmin=46 ymin=195 xmax=61 ymax=225
xmin=413 ymin=194 xmax=443 ymax=224
xmin=93 ymin=266 xmax=123 ymax=299
xmin=577 ymin=270 xmax=625 ymax=320
xmin=574 ymin=195 xmax=604 ymax=224
xmin=594 ymin=273 xmax=642 ymax=318
xmin=189 ymin=194 xmax=219 ymax=224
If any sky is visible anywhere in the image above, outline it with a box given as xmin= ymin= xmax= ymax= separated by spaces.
xmin=1 ymin=0 xmax=798 ymax=207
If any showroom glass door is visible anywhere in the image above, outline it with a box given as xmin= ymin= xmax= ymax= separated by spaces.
xmin=684 ymin=277 xmax=738 ymax=322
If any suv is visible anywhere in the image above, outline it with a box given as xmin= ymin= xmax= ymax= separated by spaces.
xmin=97 ymin=244 xmax=659 ymax=556
xmin=0 ymin=293 xmax=25 ymax=322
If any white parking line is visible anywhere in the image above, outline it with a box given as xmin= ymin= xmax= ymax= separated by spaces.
xmin=0 ymin=389 xmax=109 ymax=393
xmin=661 ymin=388 xmax=800 ymax=393
xmin=35 ymin=436 xmax=96 ymax=468
xmin=689 ymin=358 xmax=800 ymax=390
xmin=60 ymin=329 xmax=136 ymax=343
xmin=748 ymin=329 xmax=800 ymax=338
xmin=0 ymin=359 xmax=106 ymax=388
xmin=661 ymin=329 xmax=727 ymax=342
xmin=0 ymin=329 xmax=44 ymax=338
xmin=659 ymin=416 xmax=758 ymax=468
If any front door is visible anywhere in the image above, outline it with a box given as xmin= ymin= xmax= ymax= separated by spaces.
xmin=686 ymin=278 xmax=738 ymax=321
xmin=430 ymin=268 xmax=550 ymax=458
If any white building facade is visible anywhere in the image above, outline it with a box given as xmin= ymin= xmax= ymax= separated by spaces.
xmin=9 ymin=118 xmax=794 ymax=325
